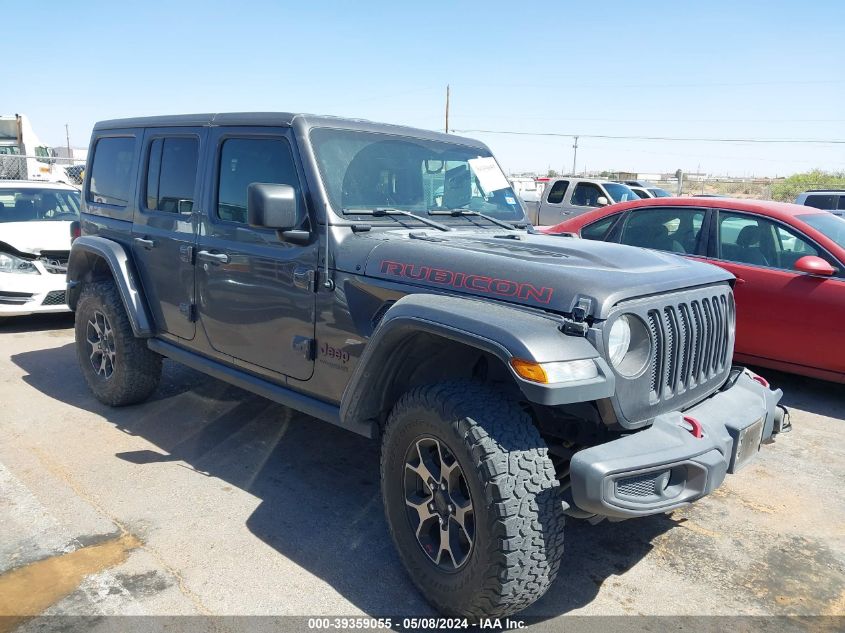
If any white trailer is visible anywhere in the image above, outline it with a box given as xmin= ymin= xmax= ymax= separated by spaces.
xmin=0 ymin=114 xmax=80 ymax=183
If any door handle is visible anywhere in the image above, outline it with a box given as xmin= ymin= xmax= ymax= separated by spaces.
xmin=134 ymin=237 xmax=155 ymax=249
xmin=197 ymin=250 xmax=230 ymax=264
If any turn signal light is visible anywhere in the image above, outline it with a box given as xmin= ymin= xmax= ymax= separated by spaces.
xmin=510 ymin=359 xmax=547 ymax=383
xmin=510 ymin=358 xmax=598 ymax=384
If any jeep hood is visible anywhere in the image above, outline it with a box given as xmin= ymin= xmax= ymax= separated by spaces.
xmin=361 ymin=229 xmax=733 ymax=319
xmin=0 ymin=221 xmax=73 ymax=256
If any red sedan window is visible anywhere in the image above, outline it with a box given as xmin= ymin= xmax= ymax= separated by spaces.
xmin=718 ymin=212 xmax=830 ymax=271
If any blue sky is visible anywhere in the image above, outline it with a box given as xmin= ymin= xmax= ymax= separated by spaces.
xmin=8 ymin=0 xmax=845 ymax=176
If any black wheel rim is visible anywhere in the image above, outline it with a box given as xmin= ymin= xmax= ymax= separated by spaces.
xmin=403 ymin=436 xmax=475 ymax=571
xmin=86 ymin=310 xmax=116 ymax=379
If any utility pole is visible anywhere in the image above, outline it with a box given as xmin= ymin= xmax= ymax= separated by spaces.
xmin=571 ymin=136 xmax=579 ymax=175
xmin=65 ymin=124 xmax=71 ymax=158
xmin=445 ymin=85 xmax=450 ymax=134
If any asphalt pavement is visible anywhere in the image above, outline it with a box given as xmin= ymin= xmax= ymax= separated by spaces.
xmin=0 ymin=313 xmax=843 ymax=631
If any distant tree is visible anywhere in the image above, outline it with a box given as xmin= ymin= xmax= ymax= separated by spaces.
xmin=771 ymin=169 xmax=845 ymax=202
xmin=547 ymin=169 xmax=558 ymax=178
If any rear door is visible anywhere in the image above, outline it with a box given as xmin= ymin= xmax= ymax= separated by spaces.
xmin=615 ymin=206 xmax=709 ymax=256
xmin=131 ymin=128 xmax=205 ymax=340
xmin=194 ymin=127 xmax=318 ymax=381
xmin=710 ymin=210 xmax=845 ymax=374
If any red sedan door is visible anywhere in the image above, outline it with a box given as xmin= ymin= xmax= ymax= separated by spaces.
xmin=712 ymin=210 xmax=845 ymax=379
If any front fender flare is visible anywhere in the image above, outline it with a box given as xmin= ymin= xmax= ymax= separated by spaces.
xmin=66 ymin=236 xmax=154 ymax=337
xmin=340 ymin=293 xmax=615 ymax=429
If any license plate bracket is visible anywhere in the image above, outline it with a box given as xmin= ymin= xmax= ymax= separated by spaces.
xmin=729 ymin=416 xmax=765 ymax=472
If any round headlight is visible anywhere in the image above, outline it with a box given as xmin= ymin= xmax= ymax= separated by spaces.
xmin=608 ymin=314 xmax=651 ymax=378
xmin=608 ymin=316 xmax=632 ymax=366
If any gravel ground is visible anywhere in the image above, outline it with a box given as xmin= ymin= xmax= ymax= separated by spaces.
xmin=0 ymin=313 xmax=843 ymax=631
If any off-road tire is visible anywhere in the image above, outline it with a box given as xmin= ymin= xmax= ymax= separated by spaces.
xmin=381 ymin=380 xmax=565 ymax=618
xmin=75 ymin=281 xmax=161 ymax=406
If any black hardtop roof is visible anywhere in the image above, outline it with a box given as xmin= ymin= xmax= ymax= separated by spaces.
xmin=93 ymin=112 xmax=487 ymax=149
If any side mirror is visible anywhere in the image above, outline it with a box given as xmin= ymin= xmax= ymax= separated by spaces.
xmin=794 ymin=255 xmax=836 ymax=277
xmin=247 ymin=183 xmax=308 ymax=241
xmin=596 ymin=196 xmax=610 ymax=207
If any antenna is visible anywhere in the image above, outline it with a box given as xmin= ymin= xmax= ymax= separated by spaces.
xmin=445 ymin=85 xmax=450 ymax=134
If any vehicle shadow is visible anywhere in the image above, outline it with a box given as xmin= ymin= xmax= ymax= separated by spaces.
xmin=0 ymin=312 xmax=74 ymax=334
xmin=746 ymin=365 xmax=844 ymax=420
xmin=13 ymin=342 xmax=676 ymax=618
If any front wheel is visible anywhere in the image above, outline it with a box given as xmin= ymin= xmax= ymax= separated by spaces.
xmin=381 ymin=380 xmax=565 ymax=618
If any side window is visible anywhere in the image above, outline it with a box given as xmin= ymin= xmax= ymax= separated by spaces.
xmin=546 ymin=180 xmax=568 ymax=204
xmin=838 ymin=196 xmax=845 ymax=211
xmin=632 ymin=189 xmax=650 ymax=199
xmin=88 ymin=137 xmax=136 ymax=206
xmin=145 ymin=137 xmax=199 ymax=213
xmin=773 ymin=224 xmax=820 ymax=270
xmin=217 ymin=138 xmax=299 ymax=224
xmin=804 ymin=194 xmax=835 ymax=210
xmin=570 ymin=182 xmax=603 ymax=207
xmin=620 ymin=207 xmax=704 ymax=254
xmin=581 ymin=214 xmax=620 ymax=241
xmin=718 ymin=212 xmax=823 ymax=271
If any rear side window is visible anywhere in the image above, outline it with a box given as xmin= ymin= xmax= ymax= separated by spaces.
xmin=145 ymin=137 xmax=199 ymax=213
xmin=217 ymin=138 xmax=299 ymax=224
xmin=546 ymin=180 xmax=568 ymax=204
xmin=621 ymin=207 xmax=705 ymax=254
xmin=581 ymin=214 xmax=620 ymax=241
xmin=803 ymin=194 xmax=836 ymax=210
xmin=88 ymin=137 xmax=136 ymax=206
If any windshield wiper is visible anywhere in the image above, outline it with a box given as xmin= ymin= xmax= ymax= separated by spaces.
xmin=429 ymin=209 xmax=517 ymax=230
xmin=342 ymin=208 xmax=450 ymax=232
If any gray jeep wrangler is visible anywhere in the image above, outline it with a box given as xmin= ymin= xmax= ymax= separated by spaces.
xmin=67 ymin=113 xmax=789 ymax=618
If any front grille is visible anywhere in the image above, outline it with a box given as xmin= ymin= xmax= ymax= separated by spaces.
xmin=610 ymin=284 xmax=734 ymax=426
xmin=38 ymin=251 xmax=70 ymax=274
xmin=0 ymin=291 xmax=34 ymax=305
xmin=646 ymin=292 xmax=732 ymax=402
xmin=42 ymin=290 xmax=67 ymax=306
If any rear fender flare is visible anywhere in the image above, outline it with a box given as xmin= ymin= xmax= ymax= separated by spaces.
xmin=66 ymin=236 xmax=154 ymax=337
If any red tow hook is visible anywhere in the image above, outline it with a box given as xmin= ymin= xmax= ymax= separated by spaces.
xmin=682 ymin=416 xmax=704 ymax=439
xmin=751 ymin=374 xmax=770 ymax=388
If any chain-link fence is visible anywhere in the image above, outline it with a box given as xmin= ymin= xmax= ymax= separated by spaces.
xmin=0 ymin=154 xmax=85 ymax=186
xmin=650 ymin=178 xmax=844 ymax=202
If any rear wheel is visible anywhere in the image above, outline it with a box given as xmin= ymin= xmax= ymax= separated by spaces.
xmin=74 ymin=281 xmax=161 ymax=406
xmin=381 ymin=380 xmax=565 ymax=618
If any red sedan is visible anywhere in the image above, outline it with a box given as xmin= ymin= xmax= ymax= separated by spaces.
xmin=543 ymin=197 xmax=845 ymax=383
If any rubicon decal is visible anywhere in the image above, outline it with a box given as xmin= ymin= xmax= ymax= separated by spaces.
xmin=379 ymin=260 xmax=553 ymax=304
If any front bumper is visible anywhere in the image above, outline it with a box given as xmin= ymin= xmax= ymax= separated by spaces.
xmin=569 ymin=369 xmax=785 ymax=519
xmin=0 ymin=270 xmax=70 ymax=316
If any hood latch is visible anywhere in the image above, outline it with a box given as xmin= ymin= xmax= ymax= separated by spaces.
xmin=560 ymin=297 xmax=592 ymax=337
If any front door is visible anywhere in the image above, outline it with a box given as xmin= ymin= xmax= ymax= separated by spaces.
xmin=712 ymin=210 xmax=845 ymax=375
xmin=195 ymin=128 xmax=317 ymax=381
xmin=131 ymin=128 xmax=206 ymax=340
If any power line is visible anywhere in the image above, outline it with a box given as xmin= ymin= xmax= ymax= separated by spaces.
xmin=451 ymin=129 xmax=845 ymax=145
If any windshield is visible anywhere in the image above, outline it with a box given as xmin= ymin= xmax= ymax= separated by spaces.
xmin=0 ymin=188 xmax=80 ymax=223
xmin=310 ymin=128 xmax=525 ymax=221
xmin=801 ymin=212 xmax=845 ymax=249
xmin=649 ymin=188 xmax=671 ymax=197
xmin=603 ymin=182 xmax=640 ymax=203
